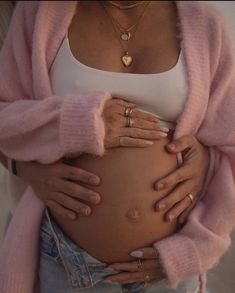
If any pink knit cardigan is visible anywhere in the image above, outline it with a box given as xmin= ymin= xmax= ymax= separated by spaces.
xmin=0 ymin=1 xmax=235 ymax=293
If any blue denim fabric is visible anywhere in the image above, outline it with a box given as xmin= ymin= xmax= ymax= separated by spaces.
xmin=39 ymin=208 xmax=200 ymax=293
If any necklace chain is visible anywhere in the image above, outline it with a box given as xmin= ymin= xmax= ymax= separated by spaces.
xmin=101 ymin=1 xmax=151 ymax=67
xmin=106 ymin=1 xmax=146 ymax=10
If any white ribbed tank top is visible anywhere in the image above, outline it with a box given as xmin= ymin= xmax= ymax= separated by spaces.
xmin=50 ymin=37 xmax=188 ymax=129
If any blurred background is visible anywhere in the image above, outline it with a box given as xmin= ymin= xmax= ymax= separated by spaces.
xmin=0 ymin=1 xmax=235 ymax=292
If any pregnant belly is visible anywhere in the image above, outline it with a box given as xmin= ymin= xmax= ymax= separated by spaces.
xmin=50 ymin=136 xmax=180 ymax=263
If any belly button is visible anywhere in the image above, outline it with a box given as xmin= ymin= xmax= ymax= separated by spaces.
xmin=126 ymin=208 xmax=142 ymax=223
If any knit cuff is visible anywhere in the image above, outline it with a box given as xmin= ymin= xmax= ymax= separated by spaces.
xmin=153 ymin=234 xmax=202 ymax=288
xmin=60 ymin=92 xmax=111 ymax=156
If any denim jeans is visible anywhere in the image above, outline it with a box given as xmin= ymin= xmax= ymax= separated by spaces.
xmin=39 ymin=208 xmax=201 ymax=293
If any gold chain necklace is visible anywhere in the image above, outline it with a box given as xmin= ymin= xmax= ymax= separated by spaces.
xmin=106 ymin=1 xmax=146 ymax=10
xmin=101 ymin=1 xmax=151 ymax=67
xmin=103 ymin=2 xmax=147 ymax=41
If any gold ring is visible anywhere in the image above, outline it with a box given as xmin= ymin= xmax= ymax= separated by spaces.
xmin=144 ymin=275 xmax=150 ymax=288
xmin=124 ymin=107 xmax=133 ymax=117
xmin=137 ymin=259 xmax=144 ymax=271
xmin=126 ymin=116 xmax=134 ymax=127
xmin=187 ymin=193 xmax=194 ymax=204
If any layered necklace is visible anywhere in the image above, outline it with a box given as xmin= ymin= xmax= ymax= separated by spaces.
xmin=101 ymin=1 xmax=151 ymax=67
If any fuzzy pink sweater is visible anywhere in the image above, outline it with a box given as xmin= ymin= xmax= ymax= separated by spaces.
xmin=0 ymin=1 xmax=235 ymax=293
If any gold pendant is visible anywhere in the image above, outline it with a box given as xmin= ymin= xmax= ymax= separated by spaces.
xmin=121 ymin=52 xmax=132 ymax=67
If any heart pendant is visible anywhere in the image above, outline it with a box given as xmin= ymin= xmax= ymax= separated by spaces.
xmin=121 ymin=52 xmax=133 ymax=67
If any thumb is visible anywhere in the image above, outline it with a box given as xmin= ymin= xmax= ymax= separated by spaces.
xmin=166 ymin=135 xmax=195 ymax=153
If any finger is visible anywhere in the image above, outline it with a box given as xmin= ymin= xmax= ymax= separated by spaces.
xmin=129 ymin=247 xmax=159 ymax=259
xmin=59 ymin=179 xmax=101 ymax=204
xmin=59 ymin=163 xmax=100 ymax=186
xmin=52 ymin=192 xmax=92 ymax=216
xmin=179 ymin=200 xmax=197 ymax=224
xmin=45 ymin=199 xmax=77 ymax=220
xmin=155 ymin=179 xmax=194 ymax=214
xmin=113 ymin=98 xmax=137 ymax=108
xmin=121 ymin=117 xmax=168 ymax=131
xmin=113 ymin=105 xmax=160 ymax=124
xmin=122 ymin=128 xmax=168 ymax=140
xmin=132 ymin=109 xmax=160 ymax=123
xmin=164 ymin=193 xmax=195 ymax=222
xmin=155 ymin=164 xmax=193 ymax=191
xmin=107 ymin=260 xmax=158 ymax=272
xmin=166 ymin=135 xmax=197 ymax=153
xmin=118 ymin=136 xmax=154 ymax=147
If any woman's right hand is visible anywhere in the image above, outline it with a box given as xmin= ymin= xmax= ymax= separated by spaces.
xmin=16 ymin=159 xmax=101 ymax=220
xmin=103 ymin=98 xmax=169 ymax=148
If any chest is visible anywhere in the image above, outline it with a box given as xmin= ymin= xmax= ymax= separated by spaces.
xmin=68 ymin=1 xmax=180 ymax=74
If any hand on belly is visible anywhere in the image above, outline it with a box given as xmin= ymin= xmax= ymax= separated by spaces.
xmin=51 ymin=137 xmax=180 ymax=263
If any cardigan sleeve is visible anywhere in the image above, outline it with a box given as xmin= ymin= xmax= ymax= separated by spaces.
xmin=0 ymin=2 xmax=111 ymax=164
xmin=153 ymin=8 xmax=235 ymax=288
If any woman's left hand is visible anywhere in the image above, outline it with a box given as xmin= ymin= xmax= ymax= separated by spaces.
xmin=155 ymin=135 xmax=209 ymax=224
xmin=104 ymin=247 xmax=165 ymax=287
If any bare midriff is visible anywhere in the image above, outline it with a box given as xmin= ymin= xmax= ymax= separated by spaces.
xmin=50 ymin=136 xmax=180 ymax=263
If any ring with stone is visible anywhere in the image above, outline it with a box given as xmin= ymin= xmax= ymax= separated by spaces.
xmin=124 ymin=107 xmax=133 ymax=117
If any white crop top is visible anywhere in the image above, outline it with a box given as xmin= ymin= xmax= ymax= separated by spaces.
xmin=50 ymin=37 xmax=188 ymax=129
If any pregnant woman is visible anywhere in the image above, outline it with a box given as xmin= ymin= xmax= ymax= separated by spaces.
xmin=0 ymin=1 xmax=235 ymax=293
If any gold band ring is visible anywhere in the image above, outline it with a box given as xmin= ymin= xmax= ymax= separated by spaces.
xmin=124 ymin=107 xmax=133 ymax=117
xmin=137 ymin=259 xmax=144 ymax=271
xmin=126 ymin=116 xmax=134 ymax=127
xmin=187 ymin=193 xmax=194 ymax=204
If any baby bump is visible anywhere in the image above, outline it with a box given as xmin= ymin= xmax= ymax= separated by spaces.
xmin=50 ymin=137 xmax=180 ymax=263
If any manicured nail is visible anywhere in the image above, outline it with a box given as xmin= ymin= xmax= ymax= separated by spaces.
xmin=82 ymin=207 xmax=91 ymax=216
xmin=159 ymin=132 xmax=168 ymax=137
xmin=89 ymin=176 xmax=100 ymax=185
xmin=167 ymin=143 xmax=176 ymax=150
xmin=144 ymin=140 xmax=154 ymax=145
xmin=167 ymin=214 xmax=175 ymax=222
xmin=90 ymin=194 xmax=100 ymax=204
xmin=156 ymin=182 xmax=165 ymax=190
xmin=156 ymin=203 xmax=166 ymax=211
xmin=130 ymin=250 xmax=143 ymax=258
xmin=160 ymin=127 xmax=170 ymax=132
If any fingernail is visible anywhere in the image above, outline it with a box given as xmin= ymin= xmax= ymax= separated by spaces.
xmin=156 ymin=203 xmax=166 ymax=211
xmin=167 ymin=214 xmax=175 ymax=222
xmin=167 ymin=143 xmax=175 ymax=150
xmin=90 ymin=194 xmax=100 ymax=204
xmin=160 ymin=127 xmax=170 ymax=132
xmin=156 ymin=182 xmax=164 ymax=190
xmin=130 ymin=250 xmax=143 ymax=258
xmin=159 ymin=132 xmax=168 ymax=137
xmin=89 ymin=177 xmax=100 ymax=185
xmin=144 ymin=141 xmax=153 ymax=145
xmin=82 ymin=207 xmax=91 ymax=215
